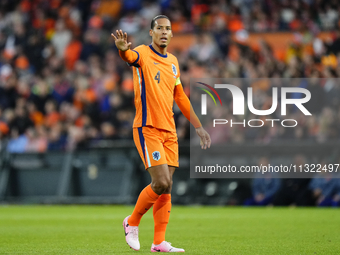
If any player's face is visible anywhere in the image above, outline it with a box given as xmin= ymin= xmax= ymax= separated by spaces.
xmin=150 ymin=18 xmax=172 ymax=48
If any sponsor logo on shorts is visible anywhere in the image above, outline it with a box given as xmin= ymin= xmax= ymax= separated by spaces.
xmin=152 ymin=151 xmax=161 ymax=161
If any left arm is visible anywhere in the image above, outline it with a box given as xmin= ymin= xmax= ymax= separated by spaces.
xmin=174 ymin=83 xmax=211 ymax=149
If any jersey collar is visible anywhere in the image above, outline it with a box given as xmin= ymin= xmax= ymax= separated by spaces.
xmin=149 ymin=44 xmax=168 ymax=58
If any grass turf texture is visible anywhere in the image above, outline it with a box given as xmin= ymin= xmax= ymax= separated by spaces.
xmin=0 ymin=206 xmax=339 ymax=254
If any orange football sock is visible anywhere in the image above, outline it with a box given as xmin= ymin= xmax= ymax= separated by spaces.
xmin=128 ymin=184 xmax=159 ymax=226
xmin=153 ymin=194 xmax=171 ymax=245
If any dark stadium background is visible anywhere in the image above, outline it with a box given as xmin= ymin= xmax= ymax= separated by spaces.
xmin=0 ymin=0 xmax=340 ymax=207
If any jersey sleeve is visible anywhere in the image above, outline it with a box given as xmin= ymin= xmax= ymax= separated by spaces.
xmin=174 ymin=84 xmax=202 ymax=128
xmin=172 ymin=57 xmax=201 ymax=127
xmin=119 ymin=45 xmax=147 ymax=67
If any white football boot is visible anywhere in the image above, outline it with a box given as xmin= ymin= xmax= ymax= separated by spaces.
xmin=151 ymin=241 xmax=185 ymax=252
xmin=122 ymin=215 xmax=140 ymax=251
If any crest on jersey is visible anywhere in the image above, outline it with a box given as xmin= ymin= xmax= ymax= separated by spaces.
xmin=152 ymin=151 xmax=161 ymax=161
xmin=172 ymin=64 xmax=177 ymax=76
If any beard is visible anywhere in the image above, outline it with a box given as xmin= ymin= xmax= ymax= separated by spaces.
xmin=160 ymin=43 xmax=166 ymax=48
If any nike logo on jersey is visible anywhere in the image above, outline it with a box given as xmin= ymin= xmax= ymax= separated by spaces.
xmin=154 ymin=62 xmax=160 ymax=65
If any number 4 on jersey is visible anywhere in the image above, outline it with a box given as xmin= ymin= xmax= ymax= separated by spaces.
xmin=154 ymin=71 xmax=160 ymax=84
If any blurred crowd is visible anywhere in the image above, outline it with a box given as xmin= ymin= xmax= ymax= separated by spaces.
xmin=0 ymin=0 xmax=340 ymax=152
xmin=244 ymin=156 xmax=340 ymax=207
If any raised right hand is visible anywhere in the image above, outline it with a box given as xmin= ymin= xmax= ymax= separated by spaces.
xmin=111 ymin=29 xmax=132 ymax=52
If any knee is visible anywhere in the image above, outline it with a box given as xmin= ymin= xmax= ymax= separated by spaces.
xmin=151 ymin=178 xmax=171 ymax=195
xmin=163 ymin=180 xmax=173 ymax=194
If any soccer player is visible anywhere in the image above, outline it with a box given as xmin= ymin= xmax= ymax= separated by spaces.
xmin=112 ymin=15 xmax=211 ymax=253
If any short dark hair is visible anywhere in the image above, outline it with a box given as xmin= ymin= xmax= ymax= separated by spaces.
xmin=151 ymin=15 xmax=170 ymax=29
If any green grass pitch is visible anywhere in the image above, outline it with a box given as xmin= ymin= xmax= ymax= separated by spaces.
xmin=0 ymin=205 xmax=339 ymax=254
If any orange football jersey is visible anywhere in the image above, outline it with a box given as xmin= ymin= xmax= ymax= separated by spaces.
xmin=129 ymin=44 xmax=181 ymax=132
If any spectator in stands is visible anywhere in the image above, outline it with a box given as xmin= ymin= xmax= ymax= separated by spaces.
xmin=51 ymin=19 xmax=72 ymax=58
xmin=10 ymin=105 xmax=33 ymax=136
xmin=27 ymin=101 xmax=44 ymax=127
xmin=331 ymin=180 xmax=340 ymax=207
xmin=25 ymin=126 xmax=48 ymax=153
xmin=100 ymin=121 xmax=118 ymax=140
xmin=244 ymin=157 xmax=281 ymax=206
xmin=79 ymin=29 xmax=102 ymax=61
xmin=273 ymin=155 xmax=313 ymax=206
xmin=7 ymin=128 xmax=27 ymax=153
xmin=51 ymin=71 xmax=74 ymax=105
xmin=309 ymin=163 xmax=339 ymax=207
xmin=47 ymin=122 xmax=66 ymax=151
xmin=0 ymin=107 xmax=9 ymax=138
xmin=0 ymin=74 xmax=18 ymax=110
xmin=189 ymin=33 xmax=219 ymax=63
xmin=44 ymin=100 xmax=61 ymax=128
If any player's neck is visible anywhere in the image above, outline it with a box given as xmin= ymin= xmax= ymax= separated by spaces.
xmin=151 ymin=42 xmax=167 ymax=56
